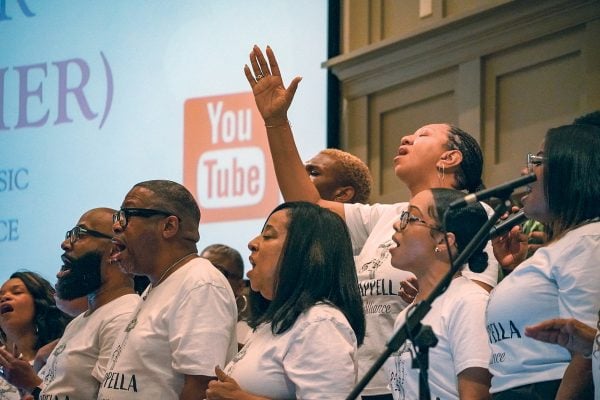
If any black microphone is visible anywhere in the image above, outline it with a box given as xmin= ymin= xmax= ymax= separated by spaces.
xmin=489 ymin=210 xmax=528 ymax=239
xmin=449 ymin=173 xmax=536 ymax=209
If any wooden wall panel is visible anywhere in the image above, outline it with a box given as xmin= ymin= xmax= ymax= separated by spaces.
xmin=483 ymin=27 xmax=585 ymax=186
xmin=332 ymin=0 xmax=600 ymax=203
xmin=369 ymin=69 xmax=457 ymax=202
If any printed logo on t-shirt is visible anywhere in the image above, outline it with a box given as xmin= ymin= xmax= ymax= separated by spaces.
xmin=39 ymin=395 xmax=71 ymax=400
xmin=101 ymin=372 xmax=138 ymax=392
xmin=125 ymin=317 xmax=137 ymax=332
xmin=42 ymin=342 xmax=67 ymax=386
xmin=358 ymin=240 xmax=394 ymax=278
xmin=487 ymin=320 xmax=521 ymax=365
xmin=225 ymin=327 xmax=256 ymax=375
xmin=389 ymin=343 xmax=413 ymax=400
xmin=486 ymin=320 xmax=521 ymax=344
xmin=357 ymin=240 xmax=412 ymax=315
xmin=225 ymin=344 xmax=248 ymax=376
xmin=108 ymin=343 xmax=123 ymax=370
xmin=0 ymin=381 xmax=18 ymax=399
xmin=359 ymin=279 xmax=399 ymax=298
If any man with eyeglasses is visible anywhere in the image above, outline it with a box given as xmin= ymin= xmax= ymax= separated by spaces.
xmin=2 ymin=208 xmax=141 ymax=400
xmin=97 ymin=180 xmax=237 ymax=400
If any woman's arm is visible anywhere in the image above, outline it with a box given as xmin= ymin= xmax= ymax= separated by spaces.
xmin=555 ymin=354 xmax=593 ymax=400
xmin=525 ymin=318 xmax=597 ymax=399
xmin=449 ymin=286 xmax=492 ymax=399
xmin=244 ymin=45 xmax=344 ymax=219
xmin=457 ymin=367 xmax=491 ymax=400
xmin=180 ymin=375 xmax=213 ymax=400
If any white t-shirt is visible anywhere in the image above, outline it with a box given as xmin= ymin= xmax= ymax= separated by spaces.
xmin=486 ymin=222 xmax=600 ymax=393
xmin=97 ymin=258 xmax=238 ymax=399
xmin=344 ymin=201 xmax=498 ymax=395
xmin=236 ymin=320 xmax=251 ymax=345
xmin=0 ymin=347 xmax=24 ymax=400
xmin=0 ymin=380 xmax=19 ymax=400
xmin=384 ymin=276 xmax=491 ymax=400
xmin=225 ymin=303 xmax=358 ymax=399
xmin=39 ymin=293 xmax=140 ymax=400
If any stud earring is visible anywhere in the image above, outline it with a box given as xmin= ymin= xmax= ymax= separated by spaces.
xmin=434 ymin=247 xmax=441 ymax=253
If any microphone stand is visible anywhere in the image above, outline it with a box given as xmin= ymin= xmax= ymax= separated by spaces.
xmin=346 ymin=197 xmax=512 ymax=400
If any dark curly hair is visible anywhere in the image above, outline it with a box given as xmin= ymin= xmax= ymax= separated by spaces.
xmin=1 ymin=271 xmax=71 ymax=350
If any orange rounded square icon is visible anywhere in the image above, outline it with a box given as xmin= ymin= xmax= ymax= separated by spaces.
xmin=184 ymin=92 xmax=279 ymax=223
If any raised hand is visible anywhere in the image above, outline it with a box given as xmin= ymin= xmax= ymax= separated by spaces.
xmin=244 ymin=45 xmax=302 ymax=126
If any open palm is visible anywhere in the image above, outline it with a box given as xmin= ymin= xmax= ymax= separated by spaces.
xmin=244 ymin=45 xmax=301 ymax=125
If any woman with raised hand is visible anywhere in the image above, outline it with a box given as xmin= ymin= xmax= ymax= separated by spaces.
xmin=386 ymin=188 xmax=492 ymax=400
xmin=243 ymin=45 xmax=498 ymax=399
xmin=205 ymin=201 xmax=365 ymax=400
xmin=487 ymin=112 xmax=600 ymax=399
xmin=0 ymin=271 xmax=70 ymax=400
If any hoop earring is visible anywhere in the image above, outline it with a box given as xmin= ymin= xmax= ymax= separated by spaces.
xmin=237 ymin=294 xmax=248 ymax=314
xmin=437 ymin=164 xmax=445 ymax=183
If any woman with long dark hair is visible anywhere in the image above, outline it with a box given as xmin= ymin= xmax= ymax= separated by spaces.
xmin=487 ymin=112 xmax=600 ymax=399
xmin=0 ymin=271 xmax=70 ymax=399
xmin=206 ymin=202 xmax=365 ymax=399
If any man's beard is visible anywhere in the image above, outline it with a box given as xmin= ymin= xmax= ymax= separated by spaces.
xmin=56 ymin=251 xmax=103 ymax=300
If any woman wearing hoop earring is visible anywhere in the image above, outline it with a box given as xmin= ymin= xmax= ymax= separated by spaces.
xmin=201 ymin=244 xmax=252 ymax=348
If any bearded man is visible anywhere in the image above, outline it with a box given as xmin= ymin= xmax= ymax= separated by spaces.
xmin=0 ymin=208 xmax=140 ymax=400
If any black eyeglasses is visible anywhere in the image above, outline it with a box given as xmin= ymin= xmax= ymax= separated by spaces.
xmin=398 ymin=211 xmax=442 ymax=232
xmin=65 ymin=226 xmax=113 ymax=244
xmin=113 ymin=208 xmax=178 ymax=229
xmin=527 ymin=153 xmax=545 ymax=174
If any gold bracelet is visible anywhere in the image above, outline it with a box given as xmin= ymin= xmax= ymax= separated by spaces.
xmin=265 ymin=120 xmax=290 ymax=128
